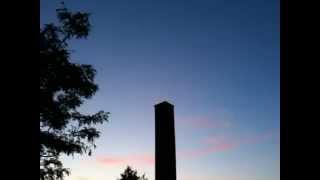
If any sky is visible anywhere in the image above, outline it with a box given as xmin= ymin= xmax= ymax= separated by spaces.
xmin=40 ymin=0 xmax=280 ymax=180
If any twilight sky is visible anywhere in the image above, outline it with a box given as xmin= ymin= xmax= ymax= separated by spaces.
xmin=40 ymin=0 xmax=279 ymax=180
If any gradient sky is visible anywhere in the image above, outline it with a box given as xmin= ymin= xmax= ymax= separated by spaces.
xmin=40 ymin=0 xmax=279 ymax=180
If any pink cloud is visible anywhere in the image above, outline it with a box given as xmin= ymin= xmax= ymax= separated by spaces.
xmin=239 ymin=128 xmax=280 ymax=145
xmin=196 ymin=142 xmax=237 ymax=156
xmin=76 ymin=177 xmax=89 ymax=180
xmin=177 ymin=117 xmax=231 ymax=129
xmin=202 ymin=135 xmax=230 ymax=145
xmin=95 ymin=129 xmax=279 ymax=167
xmin=178 ymin=128 xmax=279 ymax=159
xmin=179 ymin=141 xmax=237 ymax=158
xmin=96 ymin=154 xmax=154 ymax=167
xmin=205 ymin=142 xmax=237 ymax=152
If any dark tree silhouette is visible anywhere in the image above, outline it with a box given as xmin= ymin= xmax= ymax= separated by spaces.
xmin=40 ymin=2 xmax=109 ymax=180
xmin=118 ymin=166 xmax=148 ymax=180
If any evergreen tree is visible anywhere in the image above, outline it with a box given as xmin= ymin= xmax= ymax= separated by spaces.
xmin=118 ymin=166 xmax=149 ymax=180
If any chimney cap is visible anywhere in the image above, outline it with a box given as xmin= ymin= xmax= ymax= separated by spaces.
xmin=154 ymin=101 xmax=174 ymax=107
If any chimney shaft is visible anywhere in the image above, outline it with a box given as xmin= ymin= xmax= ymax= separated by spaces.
xmin=155 ymin=101 xmax=176 ymax=180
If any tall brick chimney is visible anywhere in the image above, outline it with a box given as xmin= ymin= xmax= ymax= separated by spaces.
xmin=155 ymin=101 xmax=176 ymax=180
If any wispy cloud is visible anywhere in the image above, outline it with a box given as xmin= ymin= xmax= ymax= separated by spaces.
xmin=178 ymin=128 xmax=279 ymax=159
xmin=178 ymin=138 xmax=237 ymax=158
xmin=176 ymin=117 xmax=231 ymax=129
xmin=180 ymin=174 xmax=245 ymax=180
xmin=96 ymin=129 xmax=279 ymax=167
xmin=76 ymin=177 xmax=89 ymax=180
xmin=239 ymin=128 xmax=279 ymax=145
xmin=96 ymin=154 xmax=154 ymax=167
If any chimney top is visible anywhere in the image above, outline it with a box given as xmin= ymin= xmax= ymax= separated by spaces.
xmin=154 ymin=101 xmax=174 ymax=107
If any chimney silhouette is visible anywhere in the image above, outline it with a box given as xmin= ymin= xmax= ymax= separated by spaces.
xmin=155 ymin=101 xmax=176 ymax=180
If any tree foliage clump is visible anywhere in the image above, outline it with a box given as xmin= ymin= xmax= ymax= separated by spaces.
xmin=118 ymin=166 xmax=148 ymax=180
xmin=40 ymin=3 xmax=109 ymax=180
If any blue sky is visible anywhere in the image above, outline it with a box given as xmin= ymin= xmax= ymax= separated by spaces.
xmin=41 ymin=0 xmax=279 ymax=180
